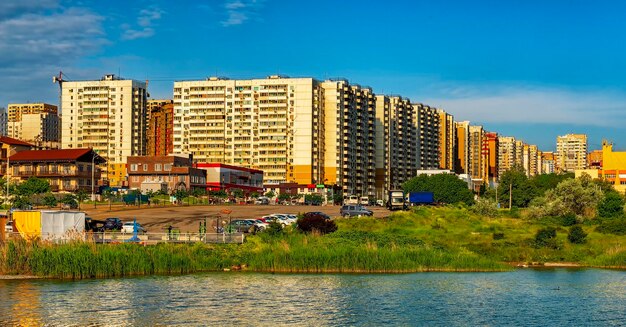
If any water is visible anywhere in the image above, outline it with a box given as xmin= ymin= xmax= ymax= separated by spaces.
xmin=0 ymin=269 xmax=624 ymax=326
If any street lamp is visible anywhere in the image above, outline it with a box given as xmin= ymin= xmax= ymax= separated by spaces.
xmin=92 ymin=150 xmax=96 ymax=208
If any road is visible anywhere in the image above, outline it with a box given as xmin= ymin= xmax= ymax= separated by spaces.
xmin=83 ymin=204 xmax=391 ymax=233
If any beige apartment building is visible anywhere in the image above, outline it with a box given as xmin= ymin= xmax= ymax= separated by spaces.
xmin=468 ymin=125 xmax=485 ymax=181
xmin=321 ymin=80 xmax=376 ymax=197
xmin=437 ymin=109 xmax=455 ymax=171
xmin=374 ymin=95 xmax=415 ymax=196
xmin=7 ymin=103 xmax=59 ymax=146
xmin=173 ymin=76 xmax=324 ymax=186
xmin=60 ymin=74 xmax=148 ymax=186
xmin=556 ymin=133 xmax=587 ymax=172
xmin=413 ymin=104 xmax=440 ymax=170
xmin=522 ymin=144 xmax=541 ymax=177
xmin=498 ymin=136 xmax=517 ymax=177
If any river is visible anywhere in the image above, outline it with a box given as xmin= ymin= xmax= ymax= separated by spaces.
xmin=0 ymin=269 xmax=624 ymax=326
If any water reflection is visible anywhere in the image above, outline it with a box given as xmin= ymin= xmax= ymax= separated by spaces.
xmin=0 ymin=270 xmax=624 ymax=326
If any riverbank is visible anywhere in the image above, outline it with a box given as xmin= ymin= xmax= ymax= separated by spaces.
xmin=1 ymin=206 xmax=624 ymax=278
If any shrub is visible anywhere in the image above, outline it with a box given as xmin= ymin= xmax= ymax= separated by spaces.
xmin=534 ymin=227 xmax=558 ymax=249
xmin=561 ymin=213 xmax=578 ymax=226
xmin=596 ymin=217 xmax=626 ymax=235
xmin=492 ymin=232 xmax=505 ymax=240
xmin=471 ymin=198 xmax=499 ymax=217
xmin=567 ymin=226 xmax=587 ymax=244
xmin=296 ymin=215 xmax=337 ymax=234
xmin=597 ymin=192 xmax=625 ymax=218
xmin=263 ymin=221 xmax=284 ymax=236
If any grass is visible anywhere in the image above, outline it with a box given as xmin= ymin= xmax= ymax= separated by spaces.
xmin=1 ymin=206 xmax=624 ymax=279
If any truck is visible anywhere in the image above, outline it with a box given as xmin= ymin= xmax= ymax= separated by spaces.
xmin=387 ymin=190 xmax=405 ymax=210
xmin=408 ymin=192 xmax=435 ymax=205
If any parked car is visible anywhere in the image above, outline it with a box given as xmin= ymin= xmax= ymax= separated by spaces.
xmin=101 ymin=218 xmax=123 ymax=231
xmin=255 ymin=197 xmax=270 ymax=205
xmin=340 ymin=205 xmax=373 ymax=217
xmin=5 ymin=221 xmax=13 ymax=233
xmin=122 ymin=222 xmax=147 ymax=233
xmin=227 ymin=220 xmax=258 ymax=233
xmin=245 ymin=219 xmax=268 ymax=230
xmin=302 ymin=212 xmax=331 ymax=220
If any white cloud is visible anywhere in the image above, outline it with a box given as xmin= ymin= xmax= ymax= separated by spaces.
xmin=122 ymin=7 xmax=164 ymax=40
xmin=420 ymin=84 xmax=626 ymax=128
xmin=221 ymin=0 xmax=265 ymax=27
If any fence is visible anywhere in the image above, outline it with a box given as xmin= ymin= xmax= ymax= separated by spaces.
xmin=2 ymin=231 xmax=246 ymax=244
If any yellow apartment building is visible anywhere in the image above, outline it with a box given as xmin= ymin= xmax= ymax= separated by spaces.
xmin=557 ymin=133 xmax=587 ymax=172
xmin=437 ymin=109 xmax=455 ymax=171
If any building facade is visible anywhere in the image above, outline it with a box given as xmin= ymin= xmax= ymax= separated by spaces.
xmin=437 ymin=109 xmax=455 ymax=171
xmin=127 ymin=155 xmax=206 ymax=192
xmin=483 ymin=132 xmax=498 ymax=184
xmin=61 ymin=74 xmax=148 ymax=187
xmin=7 ymin=148 xmax=104 ymax=192
xmin=196 ymin=163 xmax=263 ymax=194
xmin=454 ymin=121 xmax=470 ymax=175
xmin=0 ymin=136 xmax=37 ymax=177
xmin=173 ymin=76 xmax=324 ymax=187
xmin=413 ymin=104 xmax=440 ymax=170
xmin=556 ymin=133 xmax=587 ymax=172
xmin=0 ymin=108 xmax=7 ymax=137
xmin=147 ymin=103 xmax=174 ymax=156
xmin=7 ymin=103 xmax=59 ymax=146
xmin=498 ymin=136 xmax=517 ymax=177
xmin=468 ymin=125 xmax=484 ymax=181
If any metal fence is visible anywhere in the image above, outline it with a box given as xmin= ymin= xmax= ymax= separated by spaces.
xmin=2 ymin=231 xmax=246 ymax=244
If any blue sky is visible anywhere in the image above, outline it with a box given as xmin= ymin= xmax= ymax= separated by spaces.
xmin=1 ymin=0 xmax=625 ymax=151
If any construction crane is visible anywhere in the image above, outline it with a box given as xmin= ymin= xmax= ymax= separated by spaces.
xmin=52 ymin=71 xmax=67 ymax=115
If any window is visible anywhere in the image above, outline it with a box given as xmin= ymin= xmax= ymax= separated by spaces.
xmin=130 ymin=164 xmax=138 ymax=171
xmin=143 ymin=164 xmax=148 ymax=171
xmin=155 ymin=164 xmax=162 ymax=171
xmin=164 ymin=164 xmax=172 ymax=171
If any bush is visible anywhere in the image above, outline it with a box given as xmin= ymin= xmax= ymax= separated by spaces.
xmin=596 ymin=217 xmax=626 ymax=235
xmin=296 ymin=215 xmax=337 ymax=234
xmin=263 ymin=221 xmax=284 ymax=236
xmin=471 ymin=198 xmax=499 ymax=217
xmin=534 ymin=227 xmax=558 ymax=249
xmin=561 ymin=213 xmax=578 ymax=226
xmin=492 ymin=232 xmax=505 ymax=240
xmin=567 ymin=226 xmax=587 ymax=244
xmin=597 ymin=192 xmax=625 ymax=218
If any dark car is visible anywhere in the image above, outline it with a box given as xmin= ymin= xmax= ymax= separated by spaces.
xmin=227 ymin=220 xmax=258 ymax=233
xmin=340 ymin=205 xmax=373 ymax=217
xmin=101 ymin=218 xmax=123 ymax=231
xmin=303 ymin=212 xmax=331 ymax=220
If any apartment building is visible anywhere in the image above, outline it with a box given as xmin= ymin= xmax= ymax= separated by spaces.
xmin=173 ymin=76 xmax=324 ymax=186
xmin=61 ymin=74 xmax=147 ymax=187
xmin=514 ymin=140 xmax=525 ymax=167
xmin=0 ymin=108 xmax=7 ymax=137
xmin=498 ymin=136 xmax=516 ymax=177
xmin=437 ymin=109 xmax=455 ymax=171
xmin=147 ymin=99 xmax=173 ymax=132
xmin=541 ymin=152 xmax=556 ymax=174
xmin=127 ymin=154 xmax=206 ymax=192
xmin=454 ymin=121 xmax=470 ymax=175
xmin=7 ymin=103 xmax=59 ymax=145
xmin=556 ymin=133 xmax=587 ymax=172
xmin=374 ymin=95 xmax=415 ymax=196
xmin=147 ymin=103 xmax=174 ymax=156
xmin=413 ymin=104 xmax=440 ymax=170
xmin=587 ymin=150 xmax=603 ymax=169
xmin=468 ymin=125 xmax=484 ymax=181
xmin=321 ymin=80 xmax=376 ymax=197
xmin=483 ymin=132 xmax=498 ymax=184
xmin=7 ymin=103 xmax=57 ymax=122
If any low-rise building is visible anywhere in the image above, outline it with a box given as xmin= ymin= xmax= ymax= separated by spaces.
xmin=7 ymin=148 xmax=104 ymax=192
xmin=196 ymin=163 xmax=263 ymax=195
xmin=0 ymin=136 xmax=37 ymax=177
xmin=127 ymin=155 xmax=207 ymax=193
xmin=575 ymin=141 xmax=626 ymax=194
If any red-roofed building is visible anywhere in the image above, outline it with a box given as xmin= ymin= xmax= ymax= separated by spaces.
xmin=8 ymin=148 xmax=105 ymax=192
xmin=0 ymin=136 xmax=37 ymax=177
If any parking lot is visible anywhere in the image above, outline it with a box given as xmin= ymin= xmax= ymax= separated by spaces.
xmin=83 ymin=204 xmax=391 ymax=233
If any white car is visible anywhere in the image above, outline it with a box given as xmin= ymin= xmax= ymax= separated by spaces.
xmin=122 ymin=222 xmax=146 ymax=233
xmin=271 ymin=214 xmax=296 ymax=225
xmin=246 ymin=219 xmax=269 ymax=230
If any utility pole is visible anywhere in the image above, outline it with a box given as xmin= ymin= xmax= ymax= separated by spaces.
xmin=509 ymin=183 xmax=512 ymax=210
xmin=92 ymin=151 xmax=96 ymax=208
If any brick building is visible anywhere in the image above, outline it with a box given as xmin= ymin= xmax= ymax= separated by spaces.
xmin=127 ymin=154 xmax=207 ymax=193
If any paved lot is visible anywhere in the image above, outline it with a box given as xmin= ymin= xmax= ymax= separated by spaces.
xmin=83 ymin=204 xmax=391 ymax=233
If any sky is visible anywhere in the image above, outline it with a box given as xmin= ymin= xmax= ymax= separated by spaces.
xmin=1 ymin=0 xmax=625 ymax=151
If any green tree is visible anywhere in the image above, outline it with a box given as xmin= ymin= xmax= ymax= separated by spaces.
xmin=173 ymin=189 xmax=188 ymax=204
xmin=264 ymin=191 xmax=275 ymax=198
xmin=42 ymin=193 xmax=58 ymax=208
xmin=529 ymin=174 xmax=604 ymax=219
xmin=497 ymin=165 xmax=536 ymax=208
xmin=535 ymin=227 xmax=558 ymax=249
xmin=60 ymin=193 xmax=78 ymax=209
xmin=403 ymin=173 xmax=474 ymax=205
xmin=597 ymin=191 xmax=625 ymax=218
xmin=471 ymin=198 xmax=499 ymax=217
xmin=531 ymin=172 xmax=574 ymax=195
xmin=75 ymin=189 xmax=88 ymax=210
xmin=16 ymin=177 xmax=50 ymax=196
xmin=332 ymin=194 xmax=344 ymax=205
xmin=102 ymin=189 xmax=116 ymax=210
xmin=567 ymin=225 xmax=588 ymax=244
xmin=304 ymin=194 xmax=324 ymax=205
xmin=231 ymin=188 xmax=244 ymax=199
xmin=12 ymin=195 xmax=32 ymax=210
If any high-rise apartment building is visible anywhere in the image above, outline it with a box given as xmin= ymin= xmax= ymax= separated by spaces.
xmin=468 ymin=125 xmax=484 ymax=181
xmin=7 ymin=103 xmax=57 ymax=122
xmin=147 ymin=99 xmax=173 ymax=133
xmin=173 ymin=76 xmax=324 ymax=186
xmin=454 ymin=121 xmax=470 ymax=175
xmin=375 ymin=95 xmax=415 ymax=196
xmin=413 ymin=104 xmax=439 ymax=170
xmin=147 ymin=103 xmax=174 ymax=156
xmin=61 ymin=74 xmax=148 ymax=186
xmin=321 ymin=80 xmax=375 ymax=197
xmin=514 ymin=140 xmax=525 ymax=167
xmin=437 ymin=109 xmax=455 ymax=171
xmin=498 ymin=136 xmax=516 ymax=177
xmin=7 ymin=103 xmax=60 ymax=145
xmin=556 ymin=133 xmax=587 ymax=172
xmin=541 ymin=152 xmax=556 ymax=174
xmin=0 ymin=108 xmax=7 ymax=137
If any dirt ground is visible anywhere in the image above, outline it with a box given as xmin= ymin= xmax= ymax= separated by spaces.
xmin=83 ymin=204 xmax=391 ymax=233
